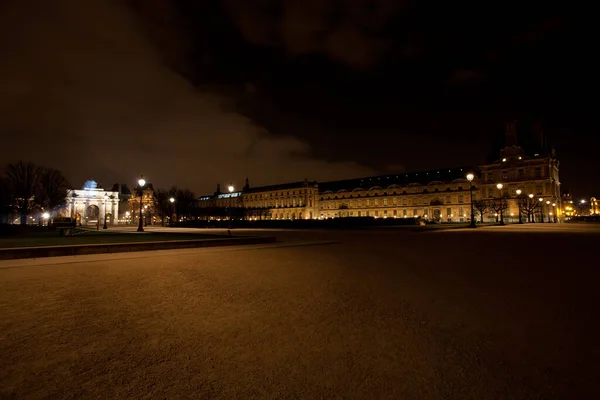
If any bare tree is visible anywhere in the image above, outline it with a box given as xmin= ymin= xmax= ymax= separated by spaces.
xmin=36 ymin=167 xmax=70 ymax=221
xmin=473 ymin=200 xmax=490 ymax=223
xmin=524 ymin=196 xmax=542 ymax=222
xmin=0 ymin=176 xmax=12 ymax=223
xmin=516 ymin=193 xmax=528 ymax=223
xmin=6 ymin=161 xmax=41 ymax=225
xmin=489 ymin=198 xmax=508 ymax=224
xmin=153 ymin=189 xmax=171 ymax=227
xmin=174 ymin=188 xmax=197 ymax=221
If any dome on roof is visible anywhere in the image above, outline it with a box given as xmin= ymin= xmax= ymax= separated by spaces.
xmin=83 ymin=180 xmax=98 ymax=189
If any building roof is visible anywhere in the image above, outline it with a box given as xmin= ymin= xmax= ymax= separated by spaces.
xmin=318 ymin=167 xmax=475 ymax=192
xmin=244 ymin=180 xmax=318 ymax=194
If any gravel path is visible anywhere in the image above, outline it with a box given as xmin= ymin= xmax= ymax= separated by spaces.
xmin=1 ymin=227 xmax=599 ymax=398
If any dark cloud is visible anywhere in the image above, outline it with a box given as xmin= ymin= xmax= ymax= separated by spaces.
xmin=223 ymin=0 xmax=404 ymax=68
xmin=0 ymin=0 xmax=597 ymax=197
xmin=0 ymin=0 xmax=373 ymax=193
xmin=447 ymin=69 xmax=486 ymax=85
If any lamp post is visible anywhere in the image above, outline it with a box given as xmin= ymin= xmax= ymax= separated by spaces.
xmin=496 ymin=183 xmax=505 ymax=225
xmin=529 ymin=193 xmax=534 ymax=222
xmin=103 ymin=194 xmax=108 ymax=229
xmin=538 ymin=197 xmax=544 ymax=222
xmin=546 ymin=200 xmax=551 ymax=223
xmin=125 ymin=211 xmax=130 ymax=225
xmin=169 ymin=197 xmax=175 ymax=227
xmin=579 ymin=199 xmax=586 ymax=216
xmin=42 ymin=212 xmax=50 ymax=227
xmin=516 ymin=189 xmax=523 ymax=224
xmin=137 ymin=176 xmax=146 ymax=232
xmin=466 ymin=173 xmax=476 ymax=228
xmin=552 ymin=203 xmax=557 ymax=223
xmin=228 ymin=185 xmax=234 ymax=230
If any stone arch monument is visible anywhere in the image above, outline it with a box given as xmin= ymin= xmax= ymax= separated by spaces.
xmin=65 ymin=180 xmax=120 ymax=226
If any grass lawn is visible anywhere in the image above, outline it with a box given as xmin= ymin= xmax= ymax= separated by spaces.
xmin=0 ymin=231 xmax=231 ymax=249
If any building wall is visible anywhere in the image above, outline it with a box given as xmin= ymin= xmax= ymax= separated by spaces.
xmin=128 ymin=188 xmax=155 ymax=225
xmin=197 ymin=154 xmax=561 ymax=223
xmin=317 ymin=179 xmax=474 ymax=222
xmin=243 ymin=185 xmax=319 ymax=220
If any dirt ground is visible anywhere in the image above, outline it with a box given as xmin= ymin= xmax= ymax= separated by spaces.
xmin=1 ymin=225 xmax=599 ymax=399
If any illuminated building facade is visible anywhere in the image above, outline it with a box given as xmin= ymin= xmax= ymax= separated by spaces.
xmin=65 ymin=180 xmax=120 ymax=226
xmin=591 ymin=197 xmax=599 ymax=215
xmin=128 ymin=183 xmax=155 ymax=225
xmin=198 ymin=122 xmax=562 ymax=223
xmin=199 ymin=181 xmax=319 ymax=220
xmin=562 ymin=192 xmax=576 ymax=219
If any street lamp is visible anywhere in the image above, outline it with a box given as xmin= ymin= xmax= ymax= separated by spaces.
xmin=103 ymin=194 xmax=108 ymax=229
xmin=538 ymin=197 xmax=544 ymax=223
xmin=169 ymin=197 xmax=175 ymax=227
xmin=137 ymin=176 xmax=146 ymax=232
xmin=546 ymin=200 xmax=551 ymax=223
xmin=228 ymin=185 xmax=234 ymax=230
xmin=125 ymin=211 xmax=130 ymax=225
xmin=552 ymin=203 xmax=557 ymax=223
xmin=516 ymin=189 xmax=523 ymax=224
xmin=466 ymin=173 xmax=476 ymax=228
xmin=528 ymin=193 xmax=534 ymax=222
xmin=496 ymin=183 xmax=505 ymax=225
xmin=42 ymin=212 xmax=50 ymax=226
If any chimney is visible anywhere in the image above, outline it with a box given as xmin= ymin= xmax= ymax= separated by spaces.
xmin=505 ymin=121 xmax=518 ymax=147
xmin=532 ymin=121 xmax=545 ymax=153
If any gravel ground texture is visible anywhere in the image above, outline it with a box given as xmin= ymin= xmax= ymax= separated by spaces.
xmin=1 ymin=224 xmax=599 ymax=399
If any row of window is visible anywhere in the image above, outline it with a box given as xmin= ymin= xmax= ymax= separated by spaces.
xmin=322 ymin=195 xmax=472 ymax=209
xmin=246 ymin=190 xmax=314 ymax=200
xmin=243 ymin=198 xmax=314 ymax=208
xmin=321 ymin=186 xmax=467 ymax=200
xmin=485 ymin=166 xmax=546 ymax=182
xmin=484 ymin=182 xmax=556 ymax=198
xmin=320 ymin=207 xmax=468 ymax=218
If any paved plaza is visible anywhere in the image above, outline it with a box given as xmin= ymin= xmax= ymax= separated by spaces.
xmin=1 ymin=224 xmax=599 ymax=398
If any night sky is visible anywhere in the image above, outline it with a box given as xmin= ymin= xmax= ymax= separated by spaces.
xmin=0 ymin=0 xmax=596 ymax=197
